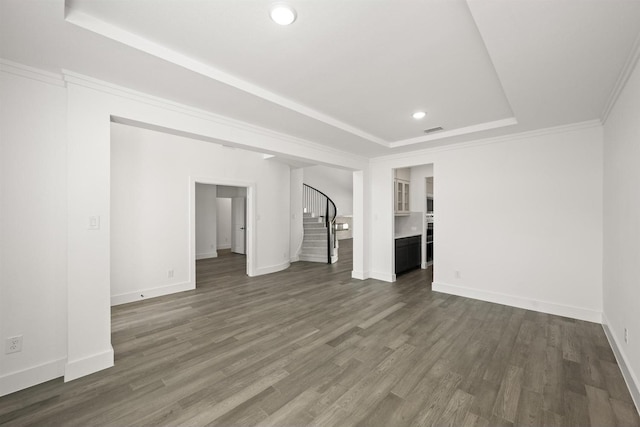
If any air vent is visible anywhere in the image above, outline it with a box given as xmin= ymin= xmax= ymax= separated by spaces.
xmin=424 ymin=127 xmax=443 ymax=134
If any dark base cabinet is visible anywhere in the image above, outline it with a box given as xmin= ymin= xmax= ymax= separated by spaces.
xmin=395 ymin=235 xmax=421 ymax=275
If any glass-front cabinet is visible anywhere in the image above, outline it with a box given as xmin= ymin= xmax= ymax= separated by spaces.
xmin=394 ymin=179 xmax=410 ymax=215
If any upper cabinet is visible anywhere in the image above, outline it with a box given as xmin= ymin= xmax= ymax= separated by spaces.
xmin=394 ymin=168 xmax=410 ymax=215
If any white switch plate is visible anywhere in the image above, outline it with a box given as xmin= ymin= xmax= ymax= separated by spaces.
xmin=88 ymin=216 xmax=100 ymax=230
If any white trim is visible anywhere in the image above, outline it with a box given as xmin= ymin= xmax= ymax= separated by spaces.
xmin=196 ymin=251 xmax=218 ymax=260
xmin=63 ymin=11 xmax=388 ymax=147
xmin=390 ymin=117 xmax=518 ymax=148
xmin=0 ymin=358 xmax=66 ymax=397
xmin=253 ymin=261 xmax=290 ymax=276
xmin=110 ymin=281 xmax=195 ymax=306
xmin=602 ymin=313 xmax=640 ymax=413
xmin=0 ymin=59 xmax=65 ymax=87
xmin=370 ymin=271 xmax=395 ymax=283
xmin=64 ymin=347 xmax=114 ymax=382
xmin=372 ymin=119 xmax=603 ymax=163
xmin=290 ymin=255 xmax=300 ymax=263
xmin=61 ymin=71 xmax=368 ymax=168
xmin=217 ymin=244 xmax=232 ymax=250
xmin=432 ymin=281 xmax=602 ymax=323
xmin=601 ymin=31 xmax=640 ymax=124
xmin=351 ymin=270 xmax=369 ymax=280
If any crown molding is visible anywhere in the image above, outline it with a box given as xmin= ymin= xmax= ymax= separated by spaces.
xmin=0 ymin=59 xmax=65 ymax=87
xmin=64 ymin=9 xmax=388 ymax=147
xmin=389 ymin=117 xmax=518 ymax=148
xmin=61 ymin=70 xmax=368 ymax=166
xmin=371 ymin=119 xmax=602 ymax=164
xmin=601 ymin=30 xmax=640 ymax=124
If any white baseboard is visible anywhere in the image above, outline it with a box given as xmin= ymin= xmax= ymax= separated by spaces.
xmin=64 ymin=347 xmax=113 ymax=382
xmin=111 ymin=281 xmax=195 ymax=306
xmin=253 ymin=261 xmax=290 ymax=276
xmin=217 ymin=244 xmax=231 ymax=250
xmin=196 ymin=251 xmax=217 ymax=260
xmin=351 ymin=270 xmax=369 ymax=280
xmin=290 ymin=255 xmax=300 ymax=263
xmin=602 ymin=313 xmax=640 ymax=413
xmin=432 ymin=281 xmax=602 ymax=323
xmin=369 ymin=271 xmax=395 ymax=283
xmin=0 ymin=358 xmax=66 ymax=397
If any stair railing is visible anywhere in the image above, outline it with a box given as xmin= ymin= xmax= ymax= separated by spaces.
xmin=303 ymin=183 xmax=337 ymax=264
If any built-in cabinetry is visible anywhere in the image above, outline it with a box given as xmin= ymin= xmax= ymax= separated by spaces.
xmin=426 ymin=176 xmax=434 ymax=266
xmin=394 ymin=168 xmax=411 ymax=215
xmin=395 ymin=235 xmax=421 ymax=275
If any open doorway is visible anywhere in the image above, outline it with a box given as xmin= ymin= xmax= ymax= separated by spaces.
xmin=392 ymin=163 xmax=434 ymax=282
xmin=195 ymin=183 xmax=248 ymax=287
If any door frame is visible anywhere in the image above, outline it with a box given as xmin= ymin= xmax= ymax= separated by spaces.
xmin=190 ymin=176 xmax=256 ymax=277
xmin=231 ymin=197 xmax=246 ymax=254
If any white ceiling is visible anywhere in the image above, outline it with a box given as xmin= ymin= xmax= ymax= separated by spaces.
xmin=2 ymin=0 xmax=640 ymax=158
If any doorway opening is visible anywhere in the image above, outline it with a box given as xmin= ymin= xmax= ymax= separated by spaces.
xmin=194 ymin=182 xmax=250 ymax=288
xmin=392 ymin=164 xmax=434 ymax=283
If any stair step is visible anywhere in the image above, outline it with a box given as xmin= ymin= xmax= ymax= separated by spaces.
xmin=300 ymin=246 xmax=327 ymax=255
xmin=298 ymin=254 xmax=328 ymax=263
xmin=303 ymin=233 xmax=328 ymax=240
xmin=303 ymin=241 xmax=327 ymax=249
xmin=303 ymin=228 xmax=327 ymax=235
xmin=303 ymin=218 xmax=323 ymax=225
xmin=302 ymin=222 xmax=327 ymax=230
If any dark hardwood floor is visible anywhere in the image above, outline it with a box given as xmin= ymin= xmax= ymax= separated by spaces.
xmin=1 ymin=239 xmax=638 ymax=426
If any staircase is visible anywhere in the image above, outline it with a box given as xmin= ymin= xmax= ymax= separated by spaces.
xmin=299 ymin=184 xmax=338 ymax=264
xmin=300 ymin=211 xmax=338 ymax=263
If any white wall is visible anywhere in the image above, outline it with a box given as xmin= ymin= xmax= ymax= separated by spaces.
xmin=216 ymin=198 xmax=232 ymax=250
xmin=195 ymin=184 xmax=217 ymax=259
xmin=303 ymin=165 xmax=353 ymax=215
xmin=603 ymin=57 xmax=640 ymax=408
xmin=371 ymin=124 xmax=604 ymax=322
xmin=0 ymin=69 xmax=68 ymax=396
xmin=290 ymin=168 xmax=303 ymax=261
xmin=217 ymin=185 xmax=246 ymax=198
xmin=110 ymin=122 xmax=292 ymax=305
xmin=410 ymin=164 xmax=434 ymax=212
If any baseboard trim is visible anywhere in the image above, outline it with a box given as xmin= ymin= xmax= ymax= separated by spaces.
xmin=602 ymin=313 xmax=640 ymax=413
xmin=351 ymin=270 xmax=369 ymax=280
xmin=64 ymin=347 xmax=114 ymax=382
xmin=290 ymin=255 xmax=300 ymax=263
xmin=369 ymin=271 xmax=395 ymax=283
xmin=253 ymin=261 xmax=290 ymax=276
xmin=196 ymin=251 xmax=217 ymax=260
xmin=111 ymin=281 xmax=195 ymax=306
xmin=432 ymin=281 xmax=602 ymax=323
xmin=217 ymin=244 xmax=231 ymax=250
xmin=0 ymin=358 xmax=66 ymax=397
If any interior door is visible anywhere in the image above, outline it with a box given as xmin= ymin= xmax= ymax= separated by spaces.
xmin=231 ymin=197 xmax=246 ymax=254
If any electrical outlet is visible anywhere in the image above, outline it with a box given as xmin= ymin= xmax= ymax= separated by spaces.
xmin=168 ymin=269 xmax=174 ymax=278
xmin=5 ymin=335 xmax=22 ymax=354
xmin=624 ymin=327 xmax=629 ymax=344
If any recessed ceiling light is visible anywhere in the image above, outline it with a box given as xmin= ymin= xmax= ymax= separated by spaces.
xmin=412 ymin=111 xmax=426 ymax=120
xmin=270 ymin=3 xmax=297 ymax=25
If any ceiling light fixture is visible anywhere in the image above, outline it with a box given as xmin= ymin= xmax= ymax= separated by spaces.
xmin=412 ymin=111 xmax=426 ymax=120
xmin=270 ymin=3 xmax=297 ymax=25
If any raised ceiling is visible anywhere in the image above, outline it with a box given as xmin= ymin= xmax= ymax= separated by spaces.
xmin=2 ymin=0 xmax=640 ymax=157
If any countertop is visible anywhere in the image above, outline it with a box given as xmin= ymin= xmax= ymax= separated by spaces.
xmin=394 ymin=232 xmax=422 ymax=239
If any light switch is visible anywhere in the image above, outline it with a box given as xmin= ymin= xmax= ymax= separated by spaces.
xmin=89 ymin=216 xmax=100 ymax=230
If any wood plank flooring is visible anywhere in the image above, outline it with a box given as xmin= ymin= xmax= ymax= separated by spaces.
xmin=1 ymin=239 xmax=638 ymax=426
